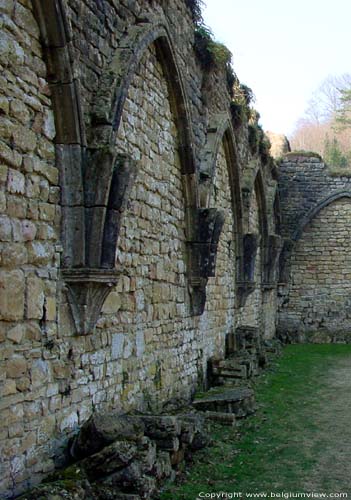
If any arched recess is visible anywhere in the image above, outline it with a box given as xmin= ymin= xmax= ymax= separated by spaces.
xmin=85 ymin=21 xmax=219 ymax=317
xmin=279 ymin=190 xmax=351 ymax=287
xmin=281 ymin=194 xmax=351 ymax=341
xmin=254 ymin=171 xmax=282 ymax=287
xmin=198 ymin=114 xmax=243 ymax=311
xmin=32 ymin=0 xmax=119 ymax=336
xmin=199 ymin=115 xmax=243 ymax=354
xmin=293 ymin=190 xmax=351 ymax=242
xmin=31 ymin=0 xmax=86 ymax=268
xmin=85 ymin=22 xmax=199 ymax=269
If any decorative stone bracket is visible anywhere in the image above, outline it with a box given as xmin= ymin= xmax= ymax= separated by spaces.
xmin=62 ymin=269 xmax=119 ymax=335
xmin=61 ymin=154 xmax=138 ymax=335
xmin=236 ymin=233 xmax=259 ymax=307
xmin=277 ymin=238 xmax=294 ymax=284
xmin=187 ymin=208 xmax=225 ymax=315
xmin=263 ymin=234 xmax=283 ymax=288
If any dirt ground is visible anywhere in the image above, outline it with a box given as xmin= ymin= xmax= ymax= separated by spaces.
xmin=303 ymin=356 xmax=351 ymax=493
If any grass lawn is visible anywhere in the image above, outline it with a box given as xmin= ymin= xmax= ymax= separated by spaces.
xmin=159 ymin=344 xmax=351 ymax=498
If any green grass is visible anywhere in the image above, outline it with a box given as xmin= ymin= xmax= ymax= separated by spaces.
xmin=159 ymin=344 xmax=351 ymax=498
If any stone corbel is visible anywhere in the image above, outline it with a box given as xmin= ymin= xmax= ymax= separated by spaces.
xmin=62 ymin=269 xmax=119 ymax=335
xmin=263 ymin=234 xmax=283 ymax=289
xmin=236 ymin=233 xmax=259 ymax=307
xmin=278 ymin=238 xmax=294 ymax=284
xmin=187 ymin=208 xmax=225 ymax=315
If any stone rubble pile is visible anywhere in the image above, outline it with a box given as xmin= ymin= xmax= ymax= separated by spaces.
xmin=210 ymin=328 xmax=281 ymax=385
xmin=19 ymin=410 xmax=210 ymax=500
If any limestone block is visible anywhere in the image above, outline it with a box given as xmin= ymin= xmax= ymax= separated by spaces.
xmin=80 ymin=440 xmax=138 ymax=480
xmin=45 ymin=297 xmax=56 ymax=321
xmin=42 ymin=109 xmax=56 ymax=140
xmin=59 ymin=411 xmax=78 ymax=433
xmin=7 ymin=168 xmax=25 ymax=194
xmin=52 ymin=359 xmax=70 ymax=380
xmin=7 ymin=324 xmax=25 ymax=344
xmin=39 ymin=202 xmax=55 ymax=222
xmin=0 ymin=139 xmax=22 ymax=168
xmin=27 ymin=241 xmax=53 ymax=265
xmin=26 ymin=275 xmax=44 ymax=319
xmin=20 ymin=219 xmax=37 ymax=241
xmin=10 ymin=99 xmax=31 ymax=124
xmin=1 ymin=379 xmax=17 ymax=396
xmin=71 ymin=412 xmax=145 ymax=459
xmin=14 ymin=2 xmax=39 ymax=38
xmin=111 ymin=333 xmax=124 ymax=360
xmin=30 ymin=359 xmax=49 ymax=389
xmin=6 ymin=356 xmax=27 ymax=378
xmin=0 ymin=269 xmax=25 ymax=320
xmin=0 ymin=216 xmax=12 ymax=241
xmin=12 ymin=124 xmax=37 ymax=153
xmin=0 ymin=164 xmax=8 ymax=183
xmin=102 ymin=292 xmax=121 ymax=314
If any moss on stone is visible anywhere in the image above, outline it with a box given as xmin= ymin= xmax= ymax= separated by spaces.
xmin=285 ymin=150 xmax=323 ymax=160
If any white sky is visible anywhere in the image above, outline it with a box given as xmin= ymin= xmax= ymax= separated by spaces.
xmin=203 ymin=0 xmax=351 ymax=136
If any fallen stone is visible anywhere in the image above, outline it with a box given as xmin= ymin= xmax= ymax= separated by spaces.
xmin=192 ymin=387 xmax=256 ymax=418
xmin=152 ymin=451 xmax=173 ymax=481
xmin=201 ymin=410 xmax=237 ymax=426
xmin=135 ymin=436 xmax=157 ymax=474
xmin=71 ymin=413 xmax=145 ymax=459
xmin=100 ymin=462 xmax=156 ymax=499
xmin=140 ymin=415 xmax=181 ymax=440
xmin=80 ymin=440 xmax=138 ymax=480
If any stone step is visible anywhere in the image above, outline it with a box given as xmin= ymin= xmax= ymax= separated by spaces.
xmin=200 ymin=411 xmax=237 ymax=426
xmin=192 ymin=388 xmax=256 ymax=418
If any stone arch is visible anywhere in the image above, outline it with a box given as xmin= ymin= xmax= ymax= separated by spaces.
xmin=86 ymin=22 xmax=198 ymax=271
xmin=254 ymin=170 xmax=269 ymax=243
xmin=198 ymin=114 xmax=245 ymax=311
xmin=200 ymin=127 xmax=239 ymax=361
xmin=280 ymin=194 xmax=351 ymax=341
xmin=293 ymin=190 xmax=351 ymax=242
xmin=273 ymin=190 xmax=282 ymax=234
xmin=32 ymin=0 xmax=86 ymax=268
xmin=278 ymin=190 xmax=351 ymax=289
xmin=199 ymin=113 xmax=242 ymax=221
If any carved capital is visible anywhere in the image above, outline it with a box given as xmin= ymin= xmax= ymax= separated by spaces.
xmin=263 ymin=234 xmax=282 ymax=286
xmin=62 ymin=268 xmax=118 ymax=335
xmin=236 ymin=280 xmax=256 ymax=307
xmin=187 ymin=208 xmax=225 ymax=315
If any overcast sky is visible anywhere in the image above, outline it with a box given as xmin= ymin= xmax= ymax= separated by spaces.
xmin=203 ymin=0 xmax=351 ymax=136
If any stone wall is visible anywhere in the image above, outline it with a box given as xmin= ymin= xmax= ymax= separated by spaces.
xmin=278 ymin=153 xmax=351 ymax=341
xmin=281 ymin=197 xmax=351 ymax=342
xmin=0 ymin=0 xmax=279 ymax=497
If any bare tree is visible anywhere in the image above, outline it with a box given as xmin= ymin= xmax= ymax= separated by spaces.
xmin=289 ymin=74 xmax=351 ymax=165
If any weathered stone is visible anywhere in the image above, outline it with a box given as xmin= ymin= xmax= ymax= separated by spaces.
xmin=7 ymin=324 xmax=25 ymax=344
xmin=71 ymin=413 xmax=145 ymax=459
xmin=6 ymin=356 xmax=27 ymax=378
xmin=0 ymin=269 xmax=25 ymax=321
xmin=101 ymin=463 xmax=156 ymax=498
xmin=193 ymin=388 xmax=256 ymax=418
xmin=140 ymin=415 xmax=181 ymax=440
xmin=80 ymin=440 xmax=138 ymax=480
xmin=26 ymin=276 xmax=44 ymax=319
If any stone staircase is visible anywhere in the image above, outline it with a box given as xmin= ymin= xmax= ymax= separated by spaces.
xmin=209 ymin=326 xmax=281 ymax=386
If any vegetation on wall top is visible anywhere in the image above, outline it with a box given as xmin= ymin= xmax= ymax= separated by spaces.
xmin=186 ymin=0 xmax=204 ymax=24
xmin=187 ymin=0 xmax=236 ymax=95
xmin=230 ymin=82 xmax=254 ymax=128
xmin=187 ymin=0 xmax=273 ymax=166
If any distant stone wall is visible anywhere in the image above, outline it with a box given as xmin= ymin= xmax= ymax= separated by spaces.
xmin=278 ymin=153 xmax=351 ymax=341
xmin=281 ymin=197 xmax=351 ymax=342
xmin=0 ymin=1 xmax=279 ymax=497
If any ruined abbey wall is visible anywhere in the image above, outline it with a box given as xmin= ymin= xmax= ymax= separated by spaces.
xmin=0 ymin=1 xmax=280 ymax=496
xmin=278 ymin=154 xmax=351 ymax=342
